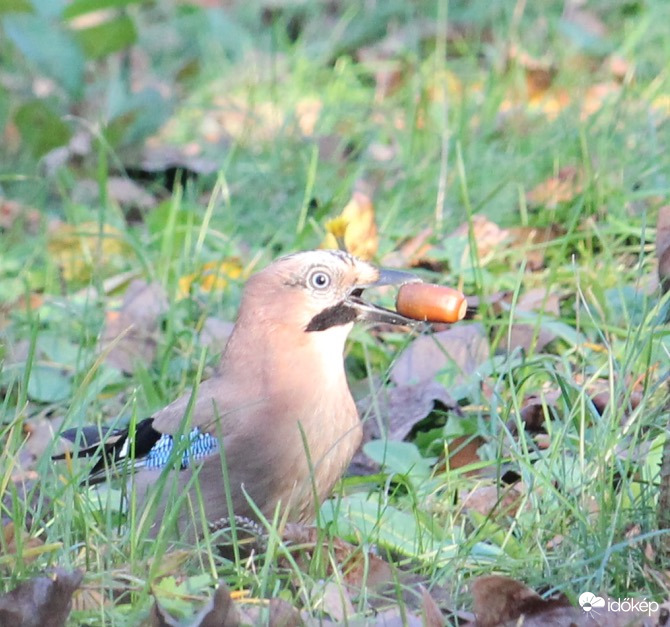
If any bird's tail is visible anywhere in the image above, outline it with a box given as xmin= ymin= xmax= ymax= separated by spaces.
xmin=52 ymin=418 xmax=162 ymax=483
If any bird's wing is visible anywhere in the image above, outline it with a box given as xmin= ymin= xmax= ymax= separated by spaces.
xmin=149 ymin=375 xmax=264 ymax=435
xmin=54 ymin=375 xmax=265 ymax=482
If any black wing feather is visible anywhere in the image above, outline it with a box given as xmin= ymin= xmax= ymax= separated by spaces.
xmin=52 ymin=417 xmax=163 ymax=481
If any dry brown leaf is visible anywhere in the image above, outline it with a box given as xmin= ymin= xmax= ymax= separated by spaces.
xmin=461 ymin=482 xmax=525 ymax=518
xmin=506 ymin=224 xmax=565 ymax=271
xmin=0 ymin=198 xmax=40 ymax=233
xmin=72 ymin=177 xmax=157 ymax=212
xmin=102 ymin=279 xmax=169 ymax=374
xmin=357 ymin=47 xmax=406 ymax=102
xmin=391 ymin=324 xmax=490 ymax=387
xmin=526 ymin=166 xmax=582 ymax=208
xmin=204 ymin=94 xmax=284 ymax=144
xmin=151 ymin=582 xmax=239 ymax=627
xmin=280 ymin=524 xmax=453 ymax=619
xmin=451 ymin=215 xmax=509 ymax=262
xmin=420 ymin=587 xmax=445 ymax=627
xmin=71 ymin=587 xmax=107 ymax=613
xmin=1 ymin=522 xmax=45 ymax=566
xmin=525 ymin=65 xmax=557 ymax=102
xmin=439 ymin=435 xmax=484 ymax=474
xmin=313 ymin=581 xmax=355 ymax=623
xmin=360 ymin=380 xmax=460 ymax=442
xmin=295 ymin=97 xmax=322 ymax=136
xmin=352 ymin=380 xmax=460 ymax=476
xmin=321 ymin=189 xmax=378 ymax=261
xmin=139 ymin=143 xmax=218 ymax=176
xmin=607 ymin=55 xmax=631 ymax=81
xmin=367 ymin=608 xmax=424 ymax=626
xmin=471 ymin=575 xmax=568 ymax=627
xmin=471 ymin=575 xmax=662 ymax=626
xmin=381 ymin=228 xmax=434 ymax=269
xmin=498 ymin=287 xmax=560 ymax=354
xmin=267 ymin=597 xmax=305 ymax=627
xmin=12 ymin=416 xmax=64 ymax=484
xmin=580 ymin=82 xmax=621 ymax=120
xmin=513 ymin=388 xmax=562 ymax=435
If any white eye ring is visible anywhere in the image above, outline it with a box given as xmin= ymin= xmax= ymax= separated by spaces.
xmin=308 ymin=269 xmax=331 ymax=290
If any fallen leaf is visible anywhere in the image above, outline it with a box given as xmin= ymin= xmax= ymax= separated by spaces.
xmin=1 ymin=522 xmax=45 ymax=566
xmin=451 ymin=214 xmax=509 ymax=262
xmin=71 ymin=587 xmax=107 ymax=613
xmin=607 ymin=55 xmax=630 ymax=81
xmin=47 ymin=222 xmax=130 ymax=282
xmin=72 ymin=177 xmax=157 ymax=212
xmin=267 ymin=597 xmax=305 ymax=627
xmin=391 ymin=324 xmax=490 ymax=387
xmin=321 ymin=188 xmax=378 ymax=261
xmin=506 ymin=224 xmax=565 ymax=271
xmin=313 ymin=581 xmax=355 ymax=623
xmin=461 ymin=482 xmax=525 ymax=519
xmin=513 ymin=389 xmax=562 ymax=434
xmin=498 ymin=287 xmax=560 ymax=354
xmin=437 ymin=435 xmax=484 ymax=474
xmin=177 ymin=259 xmax=243 ymax=298
xmin=471 ymin=575 xmax=565 ymax=627
xmin=357 ymin=47 xmax=406 ymax=102
xmin=0 ymin=568 xmax=83 ymax=627
xmin=138 ymin=142 xmax=219 ymax=179
xmin=471 ymin=575 xmax=659 ymax=626
xmin=295 ymin=97 xmax=322 ymax=136
xmin=12 ymin=416 xmax=64 ymax=483
xmin=525 ymin=64 xmax=557 ymax=102
xmin=420 ymin=587 xmax=445 ymax=627
xmin=205 ymin=94 xmax=284 ymax=144
xmin=359 ymin=380 xmax=461 ymax=442
xmin=526 ymin=166 xmax=582 ymax=208
xmin=151 ymin=582 xmax=239 ymax=627
xmin=580 ymin=82 xmax=620 ymax=120
xmin=381 ymin=228 xmax=434 ymax=269
xmin=366 ymin=608 xmax=424 ymax=626
xmin=281 ymin=524 xmax=454 ymax=619
xmin=0 ymin=197 xmax=40 ymax=233
xmin=101 ymin=279 xmax=169 ymax=374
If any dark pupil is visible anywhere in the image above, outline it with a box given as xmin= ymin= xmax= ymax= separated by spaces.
xmin=314 ymin=273 xmax=327 ymax=287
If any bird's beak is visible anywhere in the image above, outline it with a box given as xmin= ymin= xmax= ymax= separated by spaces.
xmin=347 ymin=268 xmax=422 ymax=325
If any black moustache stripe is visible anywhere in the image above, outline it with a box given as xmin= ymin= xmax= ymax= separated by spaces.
xmin=305 ymin=303 xmax=358 ymax=332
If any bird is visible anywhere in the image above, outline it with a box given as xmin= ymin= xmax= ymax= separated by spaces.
xmin=54 ymin=250 xmax=420 ymax=539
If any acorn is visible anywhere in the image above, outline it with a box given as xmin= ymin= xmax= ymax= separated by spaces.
xmin=396 ymin=283 xmax=467 ymax=323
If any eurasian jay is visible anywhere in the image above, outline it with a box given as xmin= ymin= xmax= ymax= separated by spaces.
xmin=55 ymin=250 xmax=420 ymax=537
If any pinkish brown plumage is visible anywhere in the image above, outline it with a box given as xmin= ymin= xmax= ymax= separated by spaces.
xmin=56 ymin=250 xmax=420 ymax=537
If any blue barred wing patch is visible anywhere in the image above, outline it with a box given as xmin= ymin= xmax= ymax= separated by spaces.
xmin=144 ymin=428 xmax=219 ymax=470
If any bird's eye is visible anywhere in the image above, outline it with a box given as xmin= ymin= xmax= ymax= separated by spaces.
xmin=308 ymin=269 xmax=331 ymax=290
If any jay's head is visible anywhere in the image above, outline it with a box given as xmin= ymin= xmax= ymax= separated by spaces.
xmin=238 ymin=250 xmax=420 ymax=340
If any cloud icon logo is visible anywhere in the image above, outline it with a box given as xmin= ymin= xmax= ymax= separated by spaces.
xmin=579 ymin=592 xmax=606 ymax=612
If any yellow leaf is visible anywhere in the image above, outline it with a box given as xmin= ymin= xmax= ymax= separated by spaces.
xmin=526 ymin=167 xmax=582 ymax=208
xmin=178 ymin=259 xmax=243 ymax=298
xmin=321 ymin=191 xmax=378 ymax=260
xmin=47 ymin=222 xmax=129 ymax=281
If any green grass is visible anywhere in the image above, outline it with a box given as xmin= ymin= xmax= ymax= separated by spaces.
xmin=1 ymin=0 xmax=670 ymax=623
